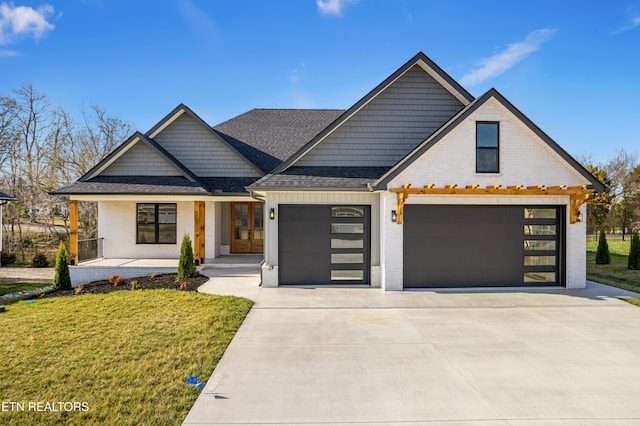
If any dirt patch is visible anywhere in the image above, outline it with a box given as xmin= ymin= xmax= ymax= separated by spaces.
xmin=39 ymin=274 xmax=209 ymax=298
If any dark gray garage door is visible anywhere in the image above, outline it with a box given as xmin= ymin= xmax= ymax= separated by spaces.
xmin=403 ymin=205 xmax=563 ymax=288
xmin=279 ymin=205 xmax=370 ymax=285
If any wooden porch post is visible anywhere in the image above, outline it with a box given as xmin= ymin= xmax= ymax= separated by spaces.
xmin=69 ymin=200 xmax=79 ymax=265
xmin=194 ymin=201 xmax=205 ymax=264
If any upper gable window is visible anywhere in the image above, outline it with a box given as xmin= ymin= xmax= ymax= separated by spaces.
xmin=476 ymin=122 xmax=499 ymax=173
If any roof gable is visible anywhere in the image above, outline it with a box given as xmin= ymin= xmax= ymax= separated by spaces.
xmin=149 ymin=104 xmax=263 ymax=178
xmin=100 ymin=138 xmax=184 ymax=177
xmin=80 ymin=132 xmax=197 ymax=182
xmin=375 ymin=89 xmax=605 ymax=192
xmin=274 ymin=52 xmax=473 ymax=173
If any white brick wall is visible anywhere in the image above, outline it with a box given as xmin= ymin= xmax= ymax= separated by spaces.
xmin=98 ymin=200 xmax=195 ymax=259
xmin=388 ymin=98 xmax=588 ymax=188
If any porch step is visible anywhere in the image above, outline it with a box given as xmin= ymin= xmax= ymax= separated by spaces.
xmin=203 ymin=255 xmax=263 ymax=269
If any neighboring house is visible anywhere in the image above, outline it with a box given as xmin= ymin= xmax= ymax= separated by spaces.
xmin=54 ymin=52 xmax=604 ymax=289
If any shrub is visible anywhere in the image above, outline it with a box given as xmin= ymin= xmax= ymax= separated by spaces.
xmin=130 ymin=279 xmax=138 ymax=290
xmin=74 ymin=285 xmax=84 ymax=295
xmin=178 ymin=234 xmax=198 ymax=279
xmin=150 ymin=272 xmax=160 ymax=279
xmin=629 ymin=230 xmax=640 ymax=270
xmin=1 ymin=252 xmax=16 ymax=266
xmin=595 ymin=229 xmax=610 ymax=265
xmin=53 ymin=242 xmax=71 ymax=291
xmin=31 ymin=251 xmax=49 ymax=268
xmin=110 ymin=275 xmax=125 ymax=287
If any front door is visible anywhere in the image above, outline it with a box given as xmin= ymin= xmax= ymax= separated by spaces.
xmin=231 ymin=202 xmax=264 ymax=253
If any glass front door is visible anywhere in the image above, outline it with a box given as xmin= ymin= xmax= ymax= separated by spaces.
xmin=231 ymin=202 xmax=264 ymax=253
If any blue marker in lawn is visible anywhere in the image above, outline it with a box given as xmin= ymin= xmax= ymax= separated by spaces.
xmin=187 ymin=376 xmax=197 ymax=385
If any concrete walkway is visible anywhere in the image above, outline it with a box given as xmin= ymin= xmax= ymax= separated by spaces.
xmin=187 ymin=279 xmax=640 ymax=425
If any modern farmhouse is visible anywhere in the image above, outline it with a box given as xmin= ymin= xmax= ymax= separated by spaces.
xmin=53 ymin=52 xmax=604 ymax=289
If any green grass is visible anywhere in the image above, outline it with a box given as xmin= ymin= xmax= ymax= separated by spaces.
xmin=0 ymin=290 xmax=253 ymax=426
xmin=0 ymin=282 xmax=50 ymax=296
xmin=586 ymin=239 xmax=640 ymax=293
xmin=623 ymin=298 xmax=640 ymax=308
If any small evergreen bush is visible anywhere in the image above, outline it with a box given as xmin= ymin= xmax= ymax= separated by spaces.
xmin=595 ymin=229 xmax=610 ymax=265
xmin=31 ymin=251 xmax=49 ymax=268
xmin=53 ymin=242 xmax=71 ymax=291
xmin=178 ymin=233 xmax=198 ymax=279
xmin=628 ymin=230 xmax=640 ymax=270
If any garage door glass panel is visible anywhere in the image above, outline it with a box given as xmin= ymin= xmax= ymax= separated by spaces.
xmin=331 ymin=253 xmax=363 ymax=264
xmin=524 ymin=256 xmax=556 ymax=266
xmin=524 ymin=240 xmax=556 ymax=250
xmin=524 ymin=208 xmax=557 ymax=219
xmin=331 ymin=223 xmax=364 ymax=234
xmin=524 ymin=272 xmax=556 ymax=282
xmin=331 ymin=207 xmax=364 ymax=218
xmin=331 ymin=238 xmax=364 ymax=249
xmin=331 ymin=270 xmax=364 ymax=280
xmin=524 ymin=225 xmax=556 ymax=235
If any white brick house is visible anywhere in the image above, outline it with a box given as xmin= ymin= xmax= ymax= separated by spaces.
xmin=55 ymin=52 xmax=604 ymax=289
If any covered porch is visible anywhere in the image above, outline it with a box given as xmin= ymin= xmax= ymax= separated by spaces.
xmin=65 ymin=193 xmax=265 ymax=286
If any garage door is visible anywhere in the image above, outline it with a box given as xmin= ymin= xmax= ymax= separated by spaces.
xmin=279 ymin=205 xmax=370 ymax=285
xmin=403 ymin=205 xmax=562 ymax=288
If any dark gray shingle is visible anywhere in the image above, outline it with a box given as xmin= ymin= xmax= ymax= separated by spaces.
xmin=214 ymin=109 xmax=344 ymax=172
xmin=249 ymin=167 xmax=388 ymax=190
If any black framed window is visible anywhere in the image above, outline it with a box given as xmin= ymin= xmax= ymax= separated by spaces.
xmin=137 ymin=203 xmax=177 ymax=244
xmin=476 ymin=122 xmax=499 ymax=173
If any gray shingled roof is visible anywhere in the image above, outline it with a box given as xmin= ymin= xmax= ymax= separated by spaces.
xmin=0 ymin=191 xmax=16 ymax=200
xmin=52 ymin=176 xmax=264 ymax=196
xmin=249 ymin=167 xmax=388 ymax=190
xmin=52 ymin=176 xmax=209 ymax=195
xmin=214 ymin=109 xmax=344 ymax=172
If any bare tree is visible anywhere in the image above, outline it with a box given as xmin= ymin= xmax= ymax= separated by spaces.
xmin=0 ymin=83 xmax=133 ymax=261
xmin=45 ymin=104 xmax=133 ymax=239
xmin=604 ymin=149 xmax=639 ymax=238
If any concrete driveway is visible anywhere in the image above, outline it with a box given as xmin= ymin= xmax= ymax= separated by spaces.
xmin=186 ymin=279 xmax=640 ymax=425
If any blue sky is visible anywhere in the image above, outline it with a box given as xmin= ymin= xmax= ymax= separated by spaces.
xmin=1 ymin=0 xmax=639 ymax=163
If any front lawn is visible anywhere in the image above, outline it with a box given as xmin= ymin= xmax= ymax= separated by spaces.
xmin=623 ymin=298 xmax=640 ymax=308
xmin=0 ymin=282 xmax=50 ymax=296
xmin=586 ymin=241 xmax=640 ymax=293
xmin=0 ymin=290 xmax=253 ymax=426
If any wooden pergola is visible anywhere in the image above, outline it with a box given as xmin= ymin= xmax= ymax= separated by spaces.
xmin=389 ymin=184 xmax=594 ymax=225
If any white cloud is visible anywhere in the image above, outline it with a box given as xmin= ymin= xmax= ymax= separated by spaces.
xmin=460 ymin=29 xmax=557 ymax=87
xmin=317 ymin=0 xmax=356 ymax=17
xmin=177 ymin=0 xmax=219 ymax=41
xmin=613 ymin=14 xmax=640 ymax=34
xmin=0 ymin=2 xmax=55 ymax=45
xmin=0 ymin=48 xmax=18 ymax=56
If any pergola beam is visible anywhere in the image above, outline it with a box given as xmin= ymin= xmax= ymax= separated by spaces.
xmin=389 ymin=183 xmax=594 ymax=225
